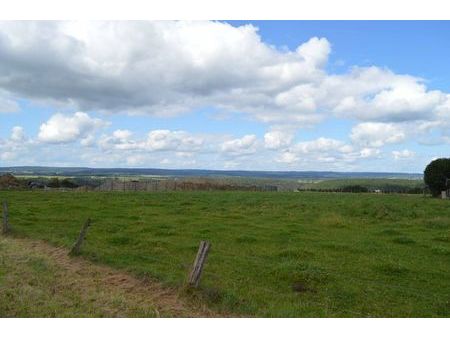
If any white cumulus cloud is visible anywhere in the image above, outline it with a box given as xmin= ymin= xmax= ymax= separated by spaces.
xmin=0 ymin=21 xmax=448 ymax=134
xmin=221 ymin=134 xmax=258 ymax=156
xmin=145 ymin=130 xmax=204 ymax=152
xmin=99 ymin=129 xmax=204 ymax=153
xmin=38 ymin=112 xmax=108 ymax=144
xmin=264 ymin=130 xmax=293 ymax=150
xmin=350 ymin=122 xmax=406 ymax=148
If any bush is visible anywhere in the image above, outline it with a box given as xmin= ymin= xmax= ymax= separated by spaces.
xmin=60 ymin=178 xmax=78 ymax=188
xmin=407 ymin=187 xmax=424 ymax=194
xmin=47 ymin=177 xmax=60 ymax=188
xmin=47 ymin=177 xmax=79 ymax=189
xmin=0 ymin=173 xmax=22 ymax=189
xmin=341 ymin=185 xmax=369 ymax=193
xmin=424 ymin=158 xmax=450 ymax=197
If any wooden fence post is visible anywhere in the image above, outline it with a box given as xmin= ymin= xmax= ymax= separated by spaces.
xmin=188 ymin=240 xmax=211 ymax=288
xmin=69 ymin=218 xmax=91 ymax=256
xmin=2 ymin=200 xmax=10 ymax=235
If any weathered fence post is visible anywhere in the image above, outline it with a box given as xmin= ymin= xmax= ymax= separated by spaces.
xmin=188 ymin=240 xmax=211 ymax=288
xmin=69 ymin=218 xmax=91 ymax=256
xmin=2 ymin=200 xmax=10 ymax=235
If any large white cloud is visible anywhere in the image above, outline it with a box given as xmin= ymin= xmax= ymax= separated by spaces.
xmin=99 ymin=129 xmax=204 ymax=153
xmin=293 ymin=137 xmax=349 ymax=154
xmin=0 ymin=21 xmax=329 ymax=124
xmin=220 ymin=134 xmax=258 ymax=156
xmin=350 ymin=122 xmax=406 ymax=148
xmin=274 ymin=136 xmax=381 ymax=168
xmin=0 ymin=21 xmax=449 ymax=131
xmin=0 ymin=126 xmax=34 ymax=162
xmin=38 ymin=112 xmax=108 ymax=144
xmin=0 ymin=21 xmax=449 ymax=172
xmin=145 ymin=130 xmax=204 ymax=152
xmin=321 ymin=67 xmax=448 ymax=122
xmin=264 ymin=130 xmax=293 ymax=150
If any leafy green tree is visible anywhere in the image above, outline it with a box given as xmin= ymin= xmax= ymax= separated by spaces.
xmin=424 ymin=158 xmax=450 ymax=196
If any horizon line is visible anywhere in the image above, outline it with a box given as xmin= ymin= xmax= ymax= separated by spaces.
xmin=0 ymin=165 xmax=423 ymax=175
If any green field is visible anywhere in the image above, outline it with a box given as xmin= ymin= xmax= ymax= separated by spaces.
xmin=300 ymin=178 xmax=424 ymax=191
xmin=1 ymin=191 xmax=449 ymax=317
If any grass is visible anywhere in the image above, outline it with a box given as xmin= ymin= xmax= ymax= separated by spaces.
xmin=0 ymin=190 xmax=449 ymax=317
xmin=0 ymin=237 xmax=195 ymax=317
xmin=301 ymin=178 xmax=424 ymax=190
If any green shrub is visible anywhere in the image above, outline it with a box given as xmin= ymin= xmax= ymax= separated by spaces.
xmin=341 ymin=185 xmax=368 ymax=193
xmin=60 ymin=178 xmax=78 ymax=188
xmin=47 ymin=177 xmax=60 ymax=188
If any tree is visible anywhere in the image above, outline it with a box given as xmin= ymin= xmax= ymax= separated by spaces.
xmin=47 ymin=177 xmax=60 ymax=188
xmin=341 ymin=185 xmax=368 ymax=193
xmin=60 ymin=178 xmax=78 ymax=188
xmin=424 ymin=158 xmax=450 ymax=197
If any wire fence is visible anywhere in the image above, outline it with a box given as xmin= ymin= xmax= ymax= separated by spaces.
xmin=95 ymin=179 xmax=279 ymax=192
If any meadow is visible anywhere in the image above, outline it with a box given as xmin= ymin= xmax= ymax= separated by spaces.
xmin=299 ymin=178 xmax=425 ymax=191
xmin=0 ymin=190 xmax=449 ymax=317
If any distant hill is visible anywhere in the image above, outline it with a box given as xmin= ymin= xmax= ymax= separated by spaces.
xmin=0 ymin=166 xmax=423 ymax=180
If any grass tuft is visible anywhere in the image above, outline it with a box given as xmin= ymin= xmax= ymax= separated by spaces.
xmin=392 ymin=236 xmax=416 ymax=245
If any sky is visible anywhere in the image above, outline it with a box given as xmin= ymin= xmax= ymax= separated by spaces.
xmin=0 ymin=20 xmax=449 ymax=172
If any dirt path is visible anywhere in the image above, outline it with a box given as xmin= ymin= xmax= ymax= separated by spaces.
xmin=0 ymin=236 xmax=215 ymax=317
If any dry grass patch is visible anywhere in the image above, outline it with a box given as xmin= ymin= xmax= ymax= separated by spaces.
xmin=0 ymin=237 xmax=214 ymax=317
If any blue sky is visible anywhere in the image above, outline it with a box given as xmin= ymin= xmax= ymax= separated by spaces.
xmin=228 ymin=21 xmax=450 ymax=83
xmin=0 ymin=21 xmax=449 ymax=172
